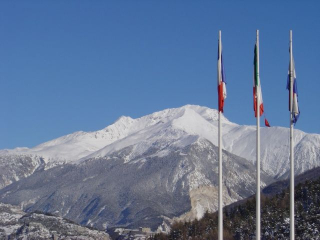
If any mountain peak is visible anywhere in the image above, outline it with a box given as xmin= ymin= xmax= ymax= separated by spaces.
xmin=113 ymin=115 xmax=134 ymax=124
xmin=179 ymin=104 xmax=228 ymax=124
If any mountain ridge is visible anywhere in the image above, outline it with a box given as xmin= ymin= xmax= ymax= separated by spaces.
xmin=1 ymin=105 xmax=319 ymax=180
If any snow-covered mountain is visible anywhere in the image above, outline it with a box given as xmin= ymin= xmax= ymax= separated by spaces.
xmin=0 ymin=105 xmax=319 ymax=230
xmin=1 ymin=106 xmax=223 ymax=164
xmin=1 ymin=105 xmax=319 ymax=179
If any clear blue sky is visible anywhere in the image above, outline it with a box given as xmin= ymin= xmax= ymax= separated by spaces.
xmin=1 ymin=1 xmax=319 ymax=149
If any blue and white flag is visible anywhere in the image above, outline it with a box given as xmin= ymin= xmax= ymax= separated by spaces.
xmin=287 ymin=57 xmax=300 ymax=124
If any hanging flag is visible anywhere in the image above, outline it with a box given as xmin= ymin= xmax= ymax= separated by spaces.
xmin=265 ymin=118 xmax=270 ymax=127
xmin=218 ymin=40 xmax=227 ymax=113
xmin=287 ymin=58 xmax=300 ymax=124
xmin=253 ymin=44 xmax=264 ymax=117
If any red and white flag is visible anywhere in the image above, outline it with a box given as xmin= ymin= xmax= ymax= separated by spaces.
xmin=217 ymin=39 xmax=227 ymax=112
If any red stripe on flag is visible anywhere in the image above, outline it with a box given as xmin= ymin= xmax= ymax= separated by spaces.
xmin=218 ymin=83 xmax=224 ymax=112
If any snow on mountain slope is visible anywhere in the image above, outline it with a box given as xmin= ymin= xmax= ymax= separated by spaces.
xmin=1 ymin=105 xmax=319 ymax=179
xmin=222 ymin=125 xmax=317 ymax=178
xmin=0 ymin=202 xmax=110 ymax=239
xmin=0 ymin=155 xmax=45 ymax=189
xmin=84 ymin=106 xmax=226 ymax=161
xmin=81 ymin=105 xmax=320 ymax=179
xmin=0 ymin=116 xmax=135 ymax=162
xmin=0 ymin=105 xmax=227 ymax=163
xmin=289 ymin=133 xmax=320 ymax=177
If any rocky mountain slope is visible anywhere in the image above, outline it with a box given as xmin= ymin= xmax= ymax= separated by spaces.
xmin=0 ymin=155 xmax=45 ymax=189
xmin=0 ymin=202 xmax=110 ymax=240
xmin=0 ymin=138 xmax=273 ymax=231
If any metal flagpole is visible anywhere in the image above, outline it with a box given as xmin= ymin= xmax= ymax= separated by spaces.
xmin=218 ymin=30 xmax=223 ymax=240
xmin=289 ymin=29 xmax=295 ymax=240
xmin=256 ymin=29 xmax=261 ymax=240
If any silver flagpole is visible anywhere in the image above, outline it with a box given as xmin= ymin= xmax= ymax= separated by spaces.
xmin=289 ymin=30 xmax=295 ymax=240
xmin=256 ymin=29 xmax=261 ymax=240
xmin=218 ymin=30 xmax=223 ymax=240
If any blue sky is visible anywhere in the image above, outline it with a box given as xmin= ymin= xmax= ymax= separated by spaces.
xmin=0 ymin=1 xmax=319 ymax=149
